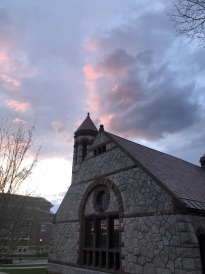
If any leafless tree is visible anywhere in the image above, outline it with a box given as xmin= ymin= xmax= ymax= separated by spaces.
xmin=0 ymin=120 xmax=41 ymax=259
xmin=168 ymin=0 xmax=205 ymax=46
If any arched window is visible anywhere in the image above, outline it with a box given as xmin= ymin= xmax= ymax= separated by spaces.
xmin=78 ymin=179 xmax=124 ymax=273
xmin=199 ymin=234 xmax=205 ymax=273
xmin=81 ymin=185 xmax=120 ymax=271
xmin=82 ymin=141 xmax=87 ymax=161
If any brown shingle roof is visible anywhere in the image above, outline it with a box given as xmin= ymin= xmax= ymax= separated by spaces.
xmin=75 ymin=113 xmax=98 ymax=133
xmin=106 ymin=132 xmax=205 ymax=202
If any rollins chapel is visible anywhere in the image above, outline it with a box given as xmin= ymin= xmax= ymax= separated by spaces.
xmin=47 ymin=114 xmax=205 ymax=274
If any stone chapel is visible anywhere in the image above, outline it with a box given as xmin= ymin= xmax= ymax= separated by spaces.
xmin=47 ymin=114 xmax=205 ymax=274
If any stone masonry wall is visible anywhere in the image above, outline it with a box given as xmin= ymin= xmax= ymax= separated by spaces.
xmin=57 ymin=165 xmax=173 ymax=223
xmin=108 ymin=167 xmax=173 ymax=215
xmin=72 ymin=146 xmax=135 ymax=184
xmin=49 ymin=222 xmax=79 ymax=264
xmin=121 ymin=214 xmax=204 ymax=274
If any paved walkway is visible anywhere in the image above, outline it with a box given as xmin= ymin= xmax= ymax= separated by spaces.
xmin=0 ymin=265 xmax=47 ymax=274
xmin=12 ymin=258 xmax=48 ymax=264
xmin=0 ymin=266 xmax=46 ymax=269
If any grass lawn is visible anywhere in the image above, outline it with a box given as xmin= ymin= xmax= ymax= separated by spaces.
xmin=0 ymin=268 xmax=46 ymax=274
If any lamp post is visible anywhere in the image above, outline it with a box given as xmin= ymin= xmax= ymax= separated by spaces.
xmin=11 ymin=239 xmax=16 ymax=263
xmin=38 ymin=239 xmax=42 ymax=258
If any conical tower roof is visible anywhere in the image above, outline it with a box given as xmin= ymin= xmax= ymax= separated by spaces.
xmin=74 ymin=113 xmax=98 ymax=137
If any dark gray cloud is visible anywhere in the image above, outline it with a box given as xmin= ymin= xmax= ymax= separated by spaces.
xmin=84 ymin=4 xmax=204 ymax=143
xmin=94 ymin=50 xmax=200 ymax=140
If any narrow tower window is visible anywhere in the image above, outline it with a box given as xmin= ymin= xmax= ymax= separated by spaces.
xmin=82 ymin=141 xmax=87 ymax=161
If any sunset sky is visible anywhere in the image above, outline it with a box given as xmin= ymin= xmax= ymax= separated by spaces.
xmin=1 ymin=0 xmax=205 ymax=212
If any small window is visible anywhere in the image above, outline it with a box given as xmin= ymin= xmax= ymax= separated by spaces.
xmin=21 ymin=220 xmax=31 ymax=228
xmin=97 ymin=219 xmax=107 ymax=248
xmin=102 ymin=252 xmax=106 ymax=268
xmin=41 ymin=224 xmax=46 ymax=231
xmin=23 ymin=248 xmax=27 ymax=253
xmin=88 ymin=251 xmax=93 ymax=265
xmin=102 ymin=145 xmax=106 ymax=152
xmin=82 ymin=141 xmax=87 ymax=161
xmin=18 ymin=248 xmax=22 ymax=252
xmin=109 ymin=252 xmax=114 ymax=268
xmin=110 ymin=218 xmax=119 ymax=249
xmin=95 ymin=251 xmax=100 ymax=266
xmin=19 ymin=230 xmax=29 ymax=239
xmin=98 ymin=147 xmax=101 ymax=154
xmin=85 ymin=220 xmax=94 ymax=247
xmin=97 ymin=191 xmax=107 ymax=208
xmin=93 ymin=150 xmax=96 ymax=157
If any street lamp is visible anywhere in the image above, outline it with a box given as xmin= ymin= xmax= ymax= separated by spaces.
xmin=38 ymin=239 xmax=42 ymax=258
xmin=11 ymin=239 xmax=16 ymax=263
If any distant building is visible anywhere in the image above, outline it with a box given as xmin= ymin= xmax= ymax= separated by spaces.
xmin=0 ymin=193 xmax=54 ymax=256
xmin=47 ymin=114 xmax=205 ymax=274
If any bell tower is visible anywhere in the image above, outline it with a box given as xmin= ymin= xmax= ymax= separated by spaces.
xmin=72 ymin=113 xmax=98 ymax=180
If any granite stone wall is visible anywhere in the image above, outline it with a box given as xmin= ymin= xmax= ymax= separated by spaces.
xmin=72 ymin=146 xmax=135 ymax=184
xmin=49 ymin=222 xmax=79 ymax=264
xmin=48 ymin=213 xmax=205 ymax=274
xmin=56 ymin=165 xmax=173 ymax=223
xmin=121 ymin=214 xmax=203 ymax=274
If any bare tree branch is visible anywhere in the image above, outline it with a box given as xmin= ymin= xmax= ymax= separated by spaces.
xmin=168 ymin=0 xmax=205 ymax=46
xmin=0 ymin=120 xmax=41 ymax=258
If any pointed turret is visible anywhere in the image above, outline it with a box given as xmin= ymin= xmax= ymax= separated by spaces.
xmin=74 ymin=112 xmax=98 ymax=138
xmin=72 ymin=113 xmax=98 ymax=181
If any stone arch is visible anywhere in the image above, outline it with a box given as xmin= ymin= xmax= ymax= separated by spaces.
xmin=78 ymin=177 xmax=124 ymax=220
xmin=78 ymin=137 xmax=91 ymax=145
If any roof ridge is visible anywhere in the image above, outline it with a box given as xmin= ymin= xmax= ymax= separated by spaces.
xmin=106 ymin=131 xmax=200 ymax=168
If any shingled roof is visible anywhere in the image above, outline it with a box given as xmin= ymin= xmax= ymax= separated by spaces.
xmin=106 ymin=132 xmax=205 ymax=203
xmin=75 ymin=113 xmax=98 ymax=134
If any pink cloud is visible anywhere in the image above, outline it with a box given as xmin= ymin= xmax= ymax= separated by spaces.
xmin=1 ymin=75 xmax=21 ymax=91
xmin=13 ymin=118 xmax=26 ymax=124
xmin=0 ymin=49 xmax=37 ymax=92
xmin=1 ymin=75 xmax=20 ymax=86
xmin=85 ymin=37 xmax=99 ymax=52
xmin=83 ymin=65 xmax=102 ymax=111
xmin=5 ymin=100 xmax=29 ymax=112
xmin=83 ymin=65 xmax=102 ymax=80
